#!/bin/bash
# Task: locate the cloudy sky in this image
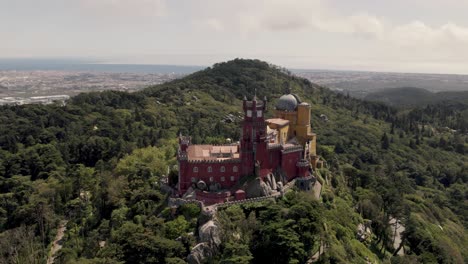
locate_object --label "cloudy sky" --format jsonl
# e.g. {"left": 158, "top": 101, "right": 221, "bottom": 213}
{"left": 2, "top": 0, "right": 468, "bottom": 74}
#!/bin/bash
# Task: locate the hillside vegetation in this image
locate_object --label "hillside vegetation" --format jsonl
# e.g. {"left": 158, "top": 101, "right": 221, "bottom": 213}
{"left": 0, "top": 59, "right": 466, "bottom": 264}
{"left": 364, "top": 87, "right": 468, "bottom": 107}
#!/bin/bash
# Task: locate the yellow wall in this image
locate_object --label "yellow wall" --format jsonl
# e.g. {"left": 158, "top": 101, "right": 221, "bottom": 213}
{"left": 297, "top": 103, "right": 310, "bottom": 126}
{"left": 275, "top": 111, "right": 297, "bottom": 125}
{"left": 275, "top": 102, "right": 317, "bottom": 166}
{"left": 278, "top": 125, "right": 289, "bottom": 144}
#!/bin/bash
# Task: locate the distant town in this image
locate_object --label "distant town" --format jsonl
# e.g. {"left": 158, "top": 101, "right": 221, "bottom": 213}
{"left": 295, "top": 70, "right": 468, "bottom": 98}
{"left": 2, "top": 64, "right": 468, "bottom": 105}
{"left": 0, "top": 70, "right": 183, "bottom": 105}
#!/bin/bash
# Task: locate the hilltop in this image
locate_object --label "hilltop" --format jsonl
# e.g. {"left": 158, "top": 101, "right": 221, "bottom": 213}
{"left": 0, "top": 59, "right": 466, "bottom": 264}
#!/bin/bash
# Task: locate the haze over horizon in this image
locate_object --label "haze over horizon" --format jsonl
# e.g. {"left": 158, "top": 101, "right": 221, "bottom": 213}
{"left": 2, "top": 0, "right": 468, "bottom": 74}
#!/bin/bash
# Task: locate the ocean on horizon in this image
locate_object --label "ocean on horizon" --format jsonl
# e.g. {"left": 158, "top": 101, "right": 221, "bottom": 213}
{"left": 0, "top": 58, "right": 205, "bottom": 74}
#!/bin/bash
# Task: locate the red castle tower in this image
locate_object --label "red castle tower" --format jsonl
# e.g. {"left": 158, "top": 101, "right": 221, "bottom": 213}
{"left": 240, "top": 95, "right": 267, "bottom": 176}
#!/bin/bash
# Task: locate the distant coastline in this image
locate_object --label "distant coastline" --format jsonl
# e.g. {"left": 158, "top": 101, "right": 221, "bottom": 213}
{"left": 0, "top": 58, "right": 205, "bottom": 74}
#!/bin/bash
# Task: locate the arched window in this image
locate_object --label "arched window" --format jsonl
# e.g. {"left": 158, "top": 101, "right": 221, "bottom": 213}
{"left": 209, "top": 177, "right": 214, "bottom": 182}
{"left": 221, "top": 176, "right": 225, "bottom": 182}
{"left": 220, "top": 166, "right": 225, "bottom": 172}
{"left": 233, "top": 166, "right": 238, "bottom": 172}
{"left": 208, "top": 166, "right": 212, "bottom": 173}
{"left": 193, "top": 167, "right": 198, "bottom": 173}
{"left": 230, "top": 176, "right": 235, "bottom": 181}
{"left": 191, "top": 177, "right": 196, "bottom": 182}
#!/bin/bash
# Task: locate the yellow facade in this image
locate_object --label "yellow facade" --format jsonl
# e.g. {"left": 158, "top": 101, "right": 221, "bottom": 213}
{"left": 266, "top": 119, "right": 290, "bottom": 144}
{"left": 274, "top": 102, "right": 318, "bottom": 167}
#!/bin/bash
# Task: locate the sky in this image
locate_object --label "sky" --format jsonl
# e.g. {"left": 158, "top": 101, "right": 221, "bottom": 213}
{"left": 2, "top": 0, "right": 468, "bottom": 74}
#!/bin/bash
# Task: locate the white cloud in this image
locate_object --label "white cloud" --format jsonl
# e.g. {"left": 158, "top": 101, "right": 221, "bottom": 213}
{"left": 348, "top": 14, "right": 385, "bottom": 39}
{"left": 389, "top": 21, "right": 468, "bottom": 49}
{"left": 194, "top": 0, "right": 386, "bottom": 39}
{"left": 193, "top": 1, "right": 468, "bottom": 53}
{"left": 4, "top": 0, "right": 468, "bottom": 73}
{"left": 79, "top": 0, "right": 167, "bottom": 18}
{"left": 309, "top": 13, "right": 385, "bottom": 39}
{"left": 201, "top": 18, "right": 225, "bottom": 32}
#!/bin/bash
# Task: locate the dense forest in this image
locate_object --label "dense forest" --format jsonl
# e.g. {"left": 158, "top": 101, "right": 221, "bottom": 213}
{"left": 364, "top": 87, "right": 468, "bottom": 109}
{"left": 0, "top": 59, "right": 466, "bottom": 263}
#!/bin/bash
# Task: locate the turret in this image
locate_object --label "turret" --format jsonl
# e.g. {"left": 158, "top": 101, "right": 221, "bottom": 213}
{"left": 296, "top": 159, "right": 310, "bottom": 178}
{"left": 179, "top": 134, "right": 190, "bottom": 152}
{"left": 240, "top": 95, "right": 267, "bottom": 176}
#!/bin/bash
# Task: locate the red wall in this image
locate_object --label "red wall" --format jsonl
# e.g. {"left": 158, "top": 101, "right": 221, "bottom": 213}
{"left": 179, "top": 161, "right": 242, "bottom": 193}
{"left": 196, "top": 190, "right": 231, "bottom": 205}
{"left": 281, "top": 151, "right": 302, "bottom": 181}
{"left": 267, "top": 148, "right": 281, "bottom": 170}
{"left": 235, "top": 190, "right": 246, "bottom": 200}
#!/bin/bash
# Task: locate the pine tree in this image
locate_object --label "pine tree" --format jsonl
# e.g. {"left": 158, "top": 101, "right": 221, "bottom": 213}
{"left": 409, "top": 139, "right": 417, "bottom": 149}
{"left": 381, "top": 132, "right": 390, "bottom": 150}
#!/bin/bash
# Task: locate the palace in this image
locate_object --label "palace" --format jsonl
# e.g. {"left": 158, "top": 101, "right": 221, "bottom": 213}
{"left": 177, "top": 92, "right": 320, "bottom": 204}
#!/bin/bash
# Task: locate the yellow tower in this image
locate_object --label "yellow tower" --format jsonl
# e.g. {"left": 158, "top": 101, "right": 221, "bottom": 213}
{"left": 274, "top": 93, "right": 318, "bottom": 167}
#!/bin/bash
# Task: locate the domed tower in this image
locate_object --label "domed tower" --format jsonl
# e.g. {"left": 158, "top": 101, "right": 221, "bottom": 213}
{"left": 275, "top": 92, "right": 318, "bottom": 167}
{"left": 276, "top": 94, "right": 299, "bottom": 112}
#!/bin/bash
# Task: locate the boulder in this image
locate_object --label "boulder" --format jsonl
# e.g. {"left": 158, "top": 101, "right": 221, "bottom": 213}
{"left": 245, "top": 177, "right": 273, "bottom": 198}
{"left": 199, "top": 220, "right": 221, "bottom": 246}
{"left": 187, "top": 242, "right": 213, "bottom": 264}
{"left": 188, "top": 218, "right": 221, "bottom": 264}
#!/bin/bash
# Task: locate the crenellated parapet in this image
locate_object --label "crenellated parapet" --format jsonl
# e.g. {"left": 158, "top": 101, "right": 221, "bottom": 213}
{"left": 187, "top": 158, "right": 242, "bottom": 164}
{"left": 282, "top": 145, "right": 303, "bottom": 154}
{"left": 267, "top": 143, "right": 282, "bottom": 150}
{"left": 296, "top": 159, "right": 309, "bottom": 167}
{"left": 178, "top": 152, "right": 188, "bottom": 160}
{"left": 241, "top": 121, "right": 267, "bottom": 126}
{"left": 179, "top": 135, "right": 191, "bottom": 146}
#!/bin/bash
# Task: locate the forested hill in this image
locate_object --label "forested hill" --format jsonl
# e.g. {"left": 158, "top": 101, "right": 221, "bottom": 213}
{"left": 364, "top": 87, "right": 468, "bottom": 107}
{"left": 0, "top": 59, "right": 466, "bottom": 264}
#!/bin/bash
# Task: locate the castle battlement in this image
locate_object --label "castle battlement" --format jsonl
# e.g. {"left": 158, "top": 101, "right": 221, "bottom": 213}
{"left": 296, "top": 159, "right": 309, "bottom": 167}
{"left": 187, "top": 158, "right": 242, "bottom": 164}
{"left": 267, "top": 143, "right": 282, "bottom": 150}
{"left": 282, "top": 145, "right": 303, "bottom": 154}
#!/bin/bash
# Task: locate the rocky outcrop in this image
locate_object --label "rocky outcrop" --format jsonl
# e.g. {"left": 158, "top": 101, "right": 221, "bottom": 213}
{"left": 187, "top": 214, "right": 222, "bottom": 264}
{"left": 245, "top": 177, "right": 274, "bottom": 198}
{"left": 356, "top": 221, "right": 372, "bottom": 242}
{"left": 198, "top": 220, "right": 221, "bottom": 246}
{"left": 187, "top": 242, "right": 215, "bottom": 264}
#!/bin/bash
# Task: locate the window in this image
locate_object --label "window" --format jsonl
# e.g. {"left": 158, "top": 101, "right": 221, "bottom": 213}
{"left": 221, "top": 176, "right": 225, "bottom": 182}
{"left": 257, "top": 110, "right": 262, "bottom": 117}
{"left": 230, "top": 176, "right": 235, "bottom": 181}
{"left": 209, "top": 177, "right": 214, "bottom": 182}
{"left": 220, "top": 166, "right": 225, "bottom": 172}
{"left": 193, "top": 167, "right": 198, "bottom": 173}
{"left": 247, "top": 110, "right": 252, "bottom": 117}
{"left": 191, "top": 177, "right": 196, "bottom": 183}
{"left": 208, "top": 166, "right": 212, "bottom": 173}
{"left": 233, "top": 166, "right": 238, "bottom": 172}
